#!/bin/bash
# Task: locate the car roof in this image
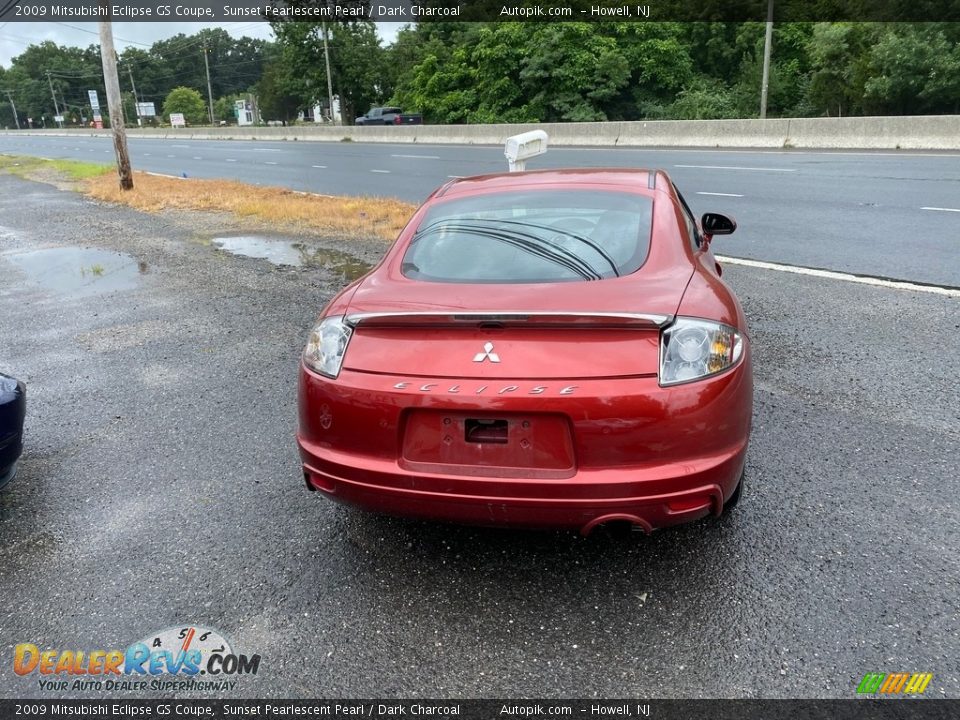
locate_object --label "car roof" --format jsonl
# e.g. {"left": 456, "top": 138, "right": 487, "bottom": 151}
{"left": 435, "top": 168, "right": 669, "bottom": 199}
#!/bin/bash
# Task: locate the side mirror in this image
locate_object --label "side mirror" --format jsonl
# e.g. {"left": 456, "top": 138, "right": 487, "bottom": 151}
{"left": 701, "top": 213, "right": 737, "bottom": 236}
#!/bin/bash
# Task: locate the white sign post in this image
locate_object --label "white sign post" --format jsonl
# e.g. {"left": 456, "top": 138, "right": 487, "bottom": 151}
{"left": 504, "top": 130, "right": 549, "bottom": 172}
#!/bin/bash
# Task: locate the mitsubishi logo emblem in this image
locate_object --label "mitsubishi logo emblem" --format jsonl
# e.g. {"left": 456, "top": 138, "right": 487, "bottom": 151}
{"left": 473, "top": 342, "right": 500, "bottom": 363}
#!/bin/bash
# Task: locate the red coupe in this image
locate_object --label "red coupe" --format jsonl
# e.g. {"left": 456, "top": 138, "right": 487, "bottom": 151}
{"left": 298, "top": 169, "right": 752, "bottom": 534}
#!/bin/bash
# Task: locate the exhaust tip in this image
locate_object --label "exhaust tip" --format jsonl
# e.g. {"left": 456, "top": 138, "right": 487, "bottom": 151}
{"left": 580, "top": 514, "right": 653, "bottom": 537}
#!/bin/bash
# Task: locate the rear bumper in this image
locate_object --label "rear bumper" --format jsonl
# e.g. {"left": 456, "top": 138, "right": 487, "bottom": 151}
{"left": 300, "top": 441, "right": 745, "bottom": 533}
{"left": 297, "top": 355, "right": 751, "bottom": 533}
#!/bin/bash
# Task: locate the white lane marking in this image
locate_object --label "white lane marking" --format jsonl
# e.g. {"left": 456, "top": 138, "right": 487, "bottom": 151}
{"left": 676, "top": 164, "right": 796, "bottom": 172}
{"left": 144, "top": 153, "right": 152, "bottom": 156}
{"left": 166, "top": 154, "right": 175, "bottom": 158}
{"left": 716, "top": 255, "right": 960, "bottom": 298}
{"left": 370, "top": 169, "right": 390, "bottom": 173}
{"left": 291, "top": 190, "right": 336, "bottom": 199}
{"left": 447, "top": 175, "right": 465, "bottom": 179}
{"left": 643, "top": 148, "right": 960, "bottom": 159}
{"left": 264, "top": 161, "right": 278, "bottom": 165}
{"left": 391, "top": 153, "right": 441, "bottom": 159}
{"left": 252, "top": 148, "right": 282, "bottom": 153}
{"left": 921, "top": 206, "right": 960, "bottom": 213}
{"left": 311, "top": 165, "right": 326, "bottom": 169}
{"left": 144, "top": 171, "right": 187, "bottom": 180}
{"left": 192, "top": 156, "right": 203, "bottom": 160}
{"left": 225, "top": 158, "right": 237, "bottom": 162}
{"left": 697, "top": 192, "right": 744, "bottom": 197}
{"left": 171, "top": 144, "right": 190, "bottom": 149}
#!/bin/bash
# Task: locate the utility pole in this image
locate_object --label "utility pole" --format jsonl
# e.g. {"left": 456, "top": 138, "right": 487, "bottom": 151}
{"left": 126, "top": 64, "right": 142, "bottom": 127}
{"left": 98, "top": 17, "right": 133, "bottom": 190}
{"left": 203, "top": 46, "right": 215, "bottom": 125}
{"left": 322, "top": 23, "right": 336, "bottom": 124}
{"left": 46, "top": 71, "right": 63, "bottom": 128}
{"left": 759, "top": 0, "right": 774, "bottom": 119}
{"left": 5, "top": 91, "right": 20, "bottom": 130}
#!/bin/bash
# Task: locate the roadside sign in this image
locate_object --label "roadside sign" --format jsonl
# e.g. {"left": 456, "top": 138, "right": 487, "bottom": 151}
{"left": 136, "top": 102, "right": 156, "bottom": 117}
{"left": 54, "top": 115, "right": 64, "bottom": 123}
{"left": 170, "top": 113, "right": 186, "bottom": 128}
{"left": 88, "top": 90, "right": 100, "bottom": 111}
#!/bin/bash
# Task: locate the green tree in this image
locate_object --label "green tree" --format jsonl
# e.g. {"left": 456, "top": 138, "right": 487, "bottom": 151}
{"left": 0, "top": 66, "right": 16, "bottom": 127}
{"left": 662, "top": 77, "right": 737, "bottom": 119}
{"left": 390, "top": 25, "right": 484, "bottom": 123}
{"left": 162, "top": 86, "right": 207, "bottom": 125}
{"left": 399, "top": 49, "right": 478, "bottom": 124}
{"left": 801, "top": 23, "right": 880, "bottom": 116}
{"left": 863, "top": 25, "right": 960, "bottom": 114}
{"left": 270, "top": 19, "right": 385, "bottom": 123}
{"left": 213, "top": 94, "right": 244, "bottom": 124}
{"left": 460, "top": 24, "right": 531, "bottom": 123}
{"left": 605, "top": 23, "right": 694, "bottom": 119}
{"left": 4, "top": 41, "right": 104, "bottom": 126}
{"left": 256, "top": 60, "right": 302, "bottom": 124}
{"left": 393, "top": 23, "right": 637, "bottom": 123}
{"left": 518, "top": 24, "right": 631, "bottom": 122}
{"left": 137, "top": 30, "right": 268, "bottom": 108}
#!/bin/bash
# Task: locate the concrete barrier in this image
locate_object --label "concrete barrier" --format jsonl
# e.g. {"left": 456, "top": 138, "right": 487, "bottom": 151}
{"left": 4, "top": 115, "right": 959, "bottom": 150}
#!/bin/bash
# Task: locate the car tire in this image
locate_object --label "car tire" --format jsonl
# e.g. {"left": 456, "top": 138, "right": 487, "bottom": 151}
{"left": 722, "top": 469, "right": 745, "bottom": 514}
{"left": 0, "top": 461, "right": 16, "bottom": 491}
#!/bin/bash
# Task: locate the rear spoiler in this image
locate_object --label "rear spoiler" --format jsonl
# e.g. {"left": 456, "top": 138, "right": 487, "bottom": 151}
{"left": 344, "top": 311, "right": 672, "bottom": 328}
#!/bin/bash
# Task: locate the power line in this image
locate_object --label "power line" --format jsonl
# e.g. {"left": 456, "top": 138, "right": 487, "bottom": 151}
{"left": 53, "top": 22, "right": 151, "bottom": 48}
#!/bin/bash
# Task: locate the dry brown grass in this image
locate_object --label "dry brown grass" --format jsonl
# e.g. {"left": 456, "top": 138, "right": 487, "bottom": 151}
{"left": 84, "top": 171, "right": 417, "bottom": 241}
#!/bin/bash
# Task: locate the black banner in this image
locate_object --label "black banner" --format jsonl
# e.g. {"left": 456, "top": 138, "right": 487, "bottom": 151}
{"left": 1, "top": 0, "right": 959, "bottom": 22}
{"left": 0, "top": 700, "right": 956, "bottom": 720}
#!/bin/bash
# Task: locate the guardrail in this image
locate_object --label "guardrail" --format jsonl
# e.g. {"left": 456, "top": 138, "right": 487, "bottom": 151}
{"left": 4, "top": 115, "right": 959, "bottom": 150}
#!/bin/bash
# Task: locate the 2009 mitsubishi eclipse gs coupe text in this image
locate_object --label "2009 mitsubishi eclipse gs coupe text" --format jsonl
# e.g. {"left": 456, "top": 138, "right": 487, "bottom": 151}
{"left": 297, "top": 168, "right": 752, "bottom": 535}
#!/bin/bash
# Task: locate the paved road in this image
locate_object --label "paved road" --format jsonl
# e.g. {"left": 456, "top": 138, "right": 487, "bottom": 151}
{"left": 1, "top": 133, "right": 959, "bottom": 286}
{"left": 0, "top": 173, "right": 957, "bottom": 699}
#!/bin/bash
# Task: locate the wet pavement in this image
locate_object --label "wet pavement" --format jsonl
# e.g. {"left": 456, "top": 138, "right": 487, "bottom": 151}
{"left": 0, "top": 173, "right": 957, "bottom": 700}
{"left": 3, "top": 246, "right": 144, "bottom": 298}
{"left": 211, "top": 235, "right": 371, "bottom": 279}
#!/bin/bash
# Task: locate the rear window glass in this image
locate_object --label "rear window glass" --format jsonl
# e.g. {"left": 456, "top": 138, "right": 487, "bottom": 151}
{"left": 402, "top": 189, "right": 653, "bottom": 283}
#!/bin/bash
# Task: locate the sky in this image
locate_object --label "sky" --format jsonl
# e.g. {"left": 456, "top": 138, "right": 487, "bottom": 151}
{"left": 0, "top": 21, "right": 404, "bottom": 68}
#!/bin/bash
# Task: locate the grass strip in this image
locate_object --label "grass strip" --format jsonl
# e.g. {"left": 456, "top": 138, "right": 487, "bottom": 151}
{"left": 1, "top": 154, "right": 417, "bottom": 241}
{"left": 0, "top": 154, "right": 113, "bottom": 180}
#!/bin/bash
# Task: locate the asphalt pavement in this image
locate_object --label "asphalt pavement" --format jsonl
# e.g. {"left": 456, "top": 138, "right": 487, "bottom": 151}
{"left": 0, "top": 172, "right": 957, "bottom": 699}
{"left": 1, "top": 133, "right": 959, "bottom": 286}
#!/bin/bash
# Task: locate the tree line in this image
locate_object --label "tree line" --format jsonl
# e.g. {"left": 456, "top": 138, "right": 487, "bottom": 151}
{"left": 0, "top": 28, "right": 270, "bottom": 128}
{"left": 2, "top": 22, "right": 958, "bottom": 129}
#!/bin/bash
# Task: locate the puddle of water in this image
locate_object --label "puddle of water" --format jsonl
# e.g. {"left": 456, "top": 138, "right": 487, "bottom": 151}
{"left": 211, "top": 236, "right": 371, "bottom": 280}
{"left": 4, "top": 246, "right": 143, "bottom": 298}
{"left": 212, "top": 236, "right": 305, "bottom": 267}
{"left": 308, "top": 246, "right": 373, "bottom": 281}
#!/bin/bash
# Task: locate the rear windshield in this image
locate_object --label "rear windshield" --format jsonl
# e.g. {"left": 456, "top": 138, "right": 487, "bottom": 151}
{"left": 402, "top": 189, "right": 653, "bottom": 283}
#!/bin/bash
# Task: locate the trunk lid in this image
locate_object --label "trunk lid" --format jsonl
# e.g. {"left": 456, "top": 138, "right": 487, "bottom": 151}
{"left": 342, "top": 269, "right": 690, "bottom": 380}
